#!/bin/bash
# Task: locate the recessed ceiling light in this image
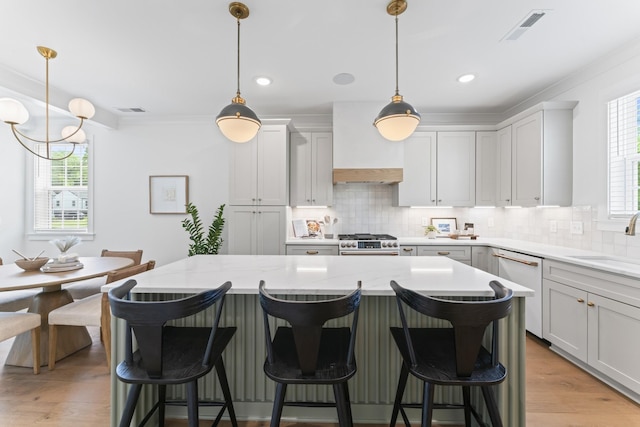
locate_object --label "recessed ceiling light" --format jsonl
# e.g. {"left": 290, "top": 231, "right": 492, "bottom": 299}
{"left": 255, "top": 76, "right": 272, "bottom": 86}
{"left": 333, "top": 73, "right": 355, "bottom": 85}
{"left": 457, "top": 74, "right": 476, "bottom": 83}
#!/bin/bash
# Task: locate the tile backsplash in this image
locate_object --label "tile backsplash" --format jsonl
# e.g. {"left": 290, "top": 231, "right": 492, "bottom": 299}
{"left": 291, "top": 184, "right": 640, "bottom": 258}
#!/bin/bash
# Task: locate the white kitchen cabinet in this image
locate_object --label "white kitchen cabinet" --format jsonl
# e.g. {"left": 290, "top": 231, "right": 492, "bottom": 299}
{"left": 436, "top": 132, "right": 476, "bottom": 207}
{"left": 495, "top": 126, "right": 512, "bottom": 207}
{"left": 475, "top": 131, "right": 497, "bottom": 206}
{"left": 510, "top": 109, "right": 573, "bottom": 206}
{"left": 471, "top": 246, "right": 498, "bottom": 275}
{"left": 227, "top": 206, "right": 286, "bottom": 255}
{"left": 399, "top": 245, "right": 417, "bottom": 256}
{"left": 393, "top": 131, "right": 474, "bottom": 207}
{"left": 229, "top": 124, "right": 289, "bottom": 206}
{"left": 286, "top": 244, "right": 338, "bottom": 256}
{"left": 543, "top": 260, "right": 640, "bottom": 398}
{"left": 416, "top": 245, "right": 471, "bottom": 265}
{"left": 290, "top": 132, "right": 333, "bottom": 207}
{"left": 393, "top": 131, "right": 437, "bottom": 206}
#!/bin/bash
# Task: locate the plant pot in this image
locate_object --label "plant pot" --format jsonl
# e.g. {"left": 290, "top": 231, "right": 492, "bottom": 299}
{"left": 427, "top": 231, "right": 437, "bottom": 239}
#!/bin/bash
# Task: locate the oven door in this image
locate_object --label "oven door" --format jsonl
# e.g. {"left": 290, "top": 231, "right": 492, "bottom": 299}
{"left": 340, "top": 250, "right": 399, "bottom": 256}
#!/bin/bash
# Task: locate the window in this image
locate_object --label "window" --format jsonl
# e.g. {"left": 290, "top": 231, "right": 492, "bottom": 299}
{"left": 32, "top": 143, "right": 89, "bottom": 233}
{"left": 608, "top": 89, "right": 640, "bottom": 217}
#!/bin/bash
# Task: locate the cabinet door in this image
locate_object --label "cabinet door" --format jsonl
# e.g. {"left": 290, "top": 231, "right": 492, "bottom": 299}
{"left": 436, "top": 132, "right": 476, "bottom": 206}
{"left": 229, "top": 135, "right": 259, "bottom": 205}
{"left": 400, "top": 246, "right": 417, "bottom": 256}
{"left": 311, "top": 132, "right": 333, "bottom": 206}
{"left": 286, "top": 245, "right": 339, "bottom": 256}
{"left": 256, "top": 206, "right": 286, "bottom": 255}
{"left": 417, "top": 246, "right": 471, "bottom": 264}
{"left": 394, "top": 131, "right": 437, "bottom": 206}
{"left": 512, "top": 112, "right": 543, "bottom": 206}
{"left": 496, "top": 126, "right": 512, "bottom": 207}
{"left": 227, "top": 206, "right": 258, "bottom": 255}
{"left": 257, "top": 127, "right": 289, "bottom": 205}
{"left": 471, "top": 246, "right": 497, "bottom": 274}
{"left": 587, "top": 293, "right": 640, "bottom": 394}
{"left": 543, "top": 279, "right": 588, "bottom": 361}
{"left": 290, "top": 132, "right": 312, "bottom": 206}
{"left": 475, "top": 131, "right": 497, "bottom": 206}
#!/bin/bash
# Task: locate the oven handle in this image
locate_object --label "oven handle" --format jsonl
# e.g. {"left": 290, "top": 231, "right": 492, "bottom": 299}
{"left": 340, "top": 251, "right": 399, "bottom": 256}
{"left": 492, "top": 253, "right": 539, "bottom": 267}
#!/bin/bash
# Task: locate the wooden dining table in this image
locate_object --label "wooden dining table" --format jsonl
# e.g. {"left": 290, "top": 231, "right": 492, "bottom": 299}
{"left": 0, "top": 256, "right": 134, "bottom": 368}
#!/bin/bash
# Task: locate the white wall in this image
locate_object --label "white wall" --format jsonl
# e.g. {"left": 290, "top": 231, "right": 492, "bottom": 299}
{"left": 0, "top": 118, "right": 230, "bottom": 266}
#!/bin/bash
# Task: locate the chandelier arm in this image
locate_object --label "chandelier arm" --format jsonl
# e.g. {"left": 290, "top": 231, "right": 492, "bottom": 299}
{"left": 11, "top": 118, "right": 85, "bottom": 143}
{"left": 10, "top": 125, "right": 76, "bottom": 160}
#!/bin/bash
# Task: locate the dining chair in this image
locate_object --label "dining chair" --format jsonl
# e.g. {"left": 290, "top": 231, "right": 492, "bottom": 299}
{"left": 388, "top": 280, "right": 513, "bottom": 427}
{"left": 0, "top": 312, "right": 42, "bottom": 374}
{"left": 259, "top": 280, "right": 361, "bottom": 427}
{"left": 48, "top": 260, "right": 156, "bottom": 370}
{"left": 109, "top": 279, "right": 238, "bottom": 427}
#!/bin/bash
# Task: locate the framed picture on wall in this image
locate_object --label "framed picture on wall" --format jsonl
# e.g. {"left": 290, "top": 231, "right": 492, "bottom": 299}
{"left": 431, "top": 217, "right": 457, "bottom": 234}
{"left": 149, "top": 175, "right": 189, "bottom": 214}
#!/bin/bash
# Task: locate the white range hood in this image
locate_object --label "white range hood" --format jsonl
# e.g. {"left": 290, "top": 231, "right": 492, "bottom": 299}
{"left": 332, "top": 102, "right": 404, "bottom": 184}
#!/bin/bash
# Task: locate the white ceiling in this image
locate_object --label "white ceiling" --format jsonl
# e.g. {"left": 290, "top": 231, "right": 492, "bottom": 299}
{"left": 1, "top": 0, "right": 640, "bottom": 125}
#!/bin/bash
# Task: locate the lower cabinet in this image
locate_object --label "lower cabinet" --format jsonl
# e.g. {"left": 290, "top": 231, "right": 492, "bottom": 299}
{"left": 227, "top": 206, "right": 286, "bottom": 255}
{"left": 543, "top": 260, "right": 640, "bottom": 398}
{"left": 471, "top": 246, "right": 498, "bottom": 274}
{"left": 416, "top": 246, "right": 471, "bottom": 265}
{"left": 286, "top": 245, "right": 338, "bottom": 256}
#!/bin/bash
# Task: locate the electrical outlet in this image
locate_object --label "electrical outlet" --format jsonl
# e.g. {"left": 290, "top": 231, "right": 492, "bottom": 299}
{"left": 488, "top": 217, "right": 494, "bottom": 227}
{"left": 421, "top": 217, "right": 429, "bottom": 226}
{"left": 549, "top": 220, "right": 557, "bottom": 233}
{"left": 570, "top": 221, "right": 583, "bottom": 235}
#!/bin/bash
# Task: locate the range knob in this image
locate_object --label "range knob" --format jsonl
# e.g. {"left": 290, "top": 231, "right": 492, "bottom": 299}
{"left": 392, "top": 242, "right": 398, "bottom": 247}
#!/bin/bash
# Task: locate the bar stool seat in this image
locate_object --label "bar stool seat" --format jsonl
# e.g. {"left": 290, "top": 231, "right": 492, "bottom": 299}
{"left": 389, "top": 280, "right": 513, "bottom": 427}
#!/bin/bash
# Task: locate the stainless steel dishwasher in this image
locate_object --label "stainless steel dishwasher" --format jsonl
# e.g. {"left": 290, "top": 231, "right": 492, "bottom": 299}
{"left": 494, "top": 248, "right": 543, "bottom": 338}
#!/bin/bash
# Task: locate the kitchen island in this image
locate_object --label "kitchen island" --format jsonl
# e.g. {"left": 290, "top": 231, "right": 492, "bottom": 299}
{"left": 104, "top": 255, "right": 532, "bottom": 427}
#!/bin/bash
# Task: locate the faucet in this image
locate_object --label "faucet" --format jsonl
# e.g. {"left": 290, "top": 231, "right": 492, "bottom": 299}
{"left": 626, "top": 212, "right": 640, "bottom": 235}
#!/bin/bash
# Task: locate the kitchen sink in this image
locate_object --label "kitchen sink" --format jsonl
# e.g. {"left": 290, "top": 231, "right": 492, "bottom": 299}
{"left": 566, "top": 255, "right": 640, "bottom": 269}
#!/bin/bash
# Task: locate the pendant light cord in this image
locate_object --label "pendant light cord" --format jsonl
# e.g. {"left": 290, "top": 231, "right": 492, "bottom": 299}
{"left": 236, "top": 16, "right": 241, "bottom": 98}
{"left": 394, "top": 13, "right": 399, "bottom": 97}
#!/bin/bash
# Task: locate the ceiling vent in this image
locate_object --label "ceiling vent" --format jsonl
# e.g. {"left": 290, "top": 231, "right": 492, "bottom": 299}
{"left": 116, "top": 107, "right": 146, "bottom": 113}
{"left": 502, "top": 10, "right": 547, "bottom": 41}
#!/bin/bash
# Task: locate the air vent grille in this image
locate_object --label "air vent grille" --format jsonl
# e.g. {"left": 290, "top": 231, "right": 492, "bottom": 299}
{"left": 502, "top": 10, "right": 548, "bottom": 41}
{"left": 116, "top": 107, "right": 146, "bottom": 113}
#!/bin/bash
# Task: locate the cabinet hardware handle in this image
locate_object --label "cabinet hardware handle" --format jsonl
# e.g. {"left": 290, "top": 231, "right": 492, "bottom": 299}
{"left": 306, "top": 250, "right": 319, "bottom": 255}
{"left": 534, "top": 197, "right": 540, "bottom": 201}
{"left": 438, "top": 199, "right": 442, "bottom": 202}
{"left": 492, "top": 253, "right": 539, "bottom": 267}
{"left": 312, "top": 199, "right": 316, "bottom": 202}
{"left": 252, "top": 211, "right": 256, "bottom": 214}
{"left": 437, "top": 251, "right": 450, "bottom": 255}
{"left": 258, "top": 198, "right": 262, "bottom": 201}
{"left": 306, "top": 199, "right": 311, "bottom": 202}
{"left": 258, "top": 211, "right": 262, "bottom": 214}
{"left": 431, "top": 200, "right": 436, "bottom": 202}
{"left": 403, "top": 248, "right": 414, "bottom": 252}
{"left": 587, "top": 302, "right": 595, "bottom": 307}
{"left": 252, "top": 198, "right": 256, "bottom": 202}
{"left": 577, "top": 298, "right": 585, "bottom": 303}
{"left": 506, "top": 199, "right": 510, "bottom": 202}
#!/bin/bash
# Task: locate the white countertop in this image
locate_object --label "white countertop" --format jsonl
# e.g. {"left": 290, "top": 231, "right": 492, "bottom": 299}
{"left": 102, "top": 254, "right": 532, "bottom": 297}
{"left": 287, "top": 236, "right": 640, "bottom": 279}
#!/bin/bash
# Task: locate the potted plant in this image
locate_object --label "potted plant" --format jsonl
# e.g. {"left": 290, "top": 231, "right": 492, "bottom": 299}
{"left": 181, "top": 203, "right": 225, "bottom": 256}
{"left": 424, "top": 225, "right": 439, "bottom": 239}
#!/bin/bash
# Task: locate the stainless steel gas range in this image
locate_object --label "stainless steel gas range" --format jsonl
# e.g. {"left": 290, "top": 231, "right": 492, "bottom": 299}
{"left": 338, "top": 233, "right": 399, "bottom": 256}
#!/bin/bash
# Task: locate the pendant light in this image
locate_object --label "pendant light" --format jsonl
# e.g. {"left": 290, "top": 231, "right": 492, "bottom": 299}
{"left": 374, "top": 0, "right": 420, "bottom": 142}
{"left": 0, "top": 46, "right": 95, "bottom": 160}
{"left": 216, "top": 2, "right": 261, "bottom": 143}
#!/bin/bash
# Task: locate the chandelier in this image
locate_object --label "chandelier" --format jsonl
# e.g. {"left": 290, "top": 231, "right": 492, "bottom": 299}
{"left": 374, "top": 0, "right": 421, "bottom": 141}
{"left": 216, "top": 2, "right": 262, "bottom": 143}
{"left": 0, "top": 46, "right": 95, "bottom": 160}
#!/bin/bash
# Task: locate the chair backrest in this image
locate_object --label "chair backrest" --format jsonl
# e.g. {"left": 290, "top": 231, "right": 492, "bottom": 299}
{"left": 101, "top": 249, "right": 143, "bottom": 266}
{"left": 108, "top": 279, "right": 231, "bottom": 378}
{"left": 105, "top": 260, "right": 156, "bottom": 284}
{"left": 259, "top": 280, "right": 361, "bottom": 376}
{"left": 391, "top": 280, "right": 513, "bottom": 377}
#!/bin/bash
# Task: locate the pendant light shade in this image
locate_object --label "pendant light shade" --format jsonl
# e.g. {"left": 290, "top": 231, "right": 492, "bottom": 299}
{"left": 216, "top": 2, "right": 261, "bottom": 143}
{"left": 374, "top": 0, "right": 420, "bottom": 142}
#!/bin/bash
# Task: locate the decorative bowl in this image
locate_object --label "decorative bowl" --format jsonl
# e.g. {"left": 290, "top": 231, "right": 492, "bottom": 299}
{"left": 15, "top": 257, "right": 50, "bottom": 271}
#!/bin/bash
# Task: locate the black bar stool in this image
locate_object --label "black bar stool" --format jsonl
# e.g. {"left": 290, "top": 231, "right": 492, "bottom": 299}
{"left": 389, "top": 280, "right": 513, "bottom": 427}
{"left": 258, "top": 280, "right": 361, "bottom": 427}
{"left": 108, "top": 279, "right": 238, "bottom": 427}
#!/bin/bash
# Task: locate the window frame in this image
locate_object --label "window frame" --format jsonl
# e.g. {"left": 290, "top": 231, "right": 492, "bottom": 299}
{"left": 25, "top": 140, "right": 95, "bottom": 241}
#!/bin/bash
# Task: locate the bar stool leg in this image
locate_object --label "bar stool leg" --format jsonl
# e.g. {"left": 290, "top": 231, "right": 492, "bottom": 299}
{"left": 186, "top": 381, "right": 199, "bottom": 427}
{"left": 270, "top": 383, "right": 287, "bottom": 427}
{"left": 216, "top": 358, "right": 239, "bottom": 427}
{"left": 119, "top": 384, "right": 143, "bottom": 427}
{"left": 462, "top": 386, "right": 472, "bottom": 427}
{"left": 158, "top": 384, "right": 167, "bottom": 427}
{"left": 421, "top": 382, "right": 435, "bottom": 427}
{"left": 481, "top": 386, "right": 503, "bottom": 427}
{"left": 390, "top": 362, "right": 410, "bottom": 427}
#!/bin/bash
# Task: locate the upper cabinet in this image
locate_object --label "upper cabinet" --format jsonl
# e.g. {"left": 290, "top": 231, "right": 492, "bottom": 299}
{"left": 229, "top": 124, "right": 289, "bottom": 206}
{"left": 510, "top": 108, "right": 573, "bottom": 206}
{"left": 496, "top": 126, "right": 512, "bottom": 207}
{"left": 290, "top": 132, "right": 333, "bottom": 207}
{"left": 475, "top": 131, "right": 497, "bottom": 207}
{"left": 394, "top": 131, "right": 475, "bottom": 207}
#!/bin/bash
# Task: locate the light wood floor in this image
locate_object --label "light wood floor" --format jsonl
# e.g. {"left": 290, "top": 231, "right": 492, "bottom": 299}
{"left": 1, "top": 328, "right": 639, "bottom": 426}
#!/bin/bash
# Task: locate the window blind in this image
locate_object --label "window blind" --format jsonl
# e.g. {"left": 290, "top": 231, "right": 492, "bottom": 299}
{"left": 608, "top": 89, "right": 640, "bottom": 217}
{"left": 33, "top": 143, "right": 89, "bottom": 232}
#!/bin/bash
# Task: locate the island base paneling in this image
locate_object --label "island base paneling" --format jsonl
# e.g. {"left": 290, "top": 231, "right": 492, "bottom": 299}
{"left": 110, "top": 294, "right": 526, "bottom": 426}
